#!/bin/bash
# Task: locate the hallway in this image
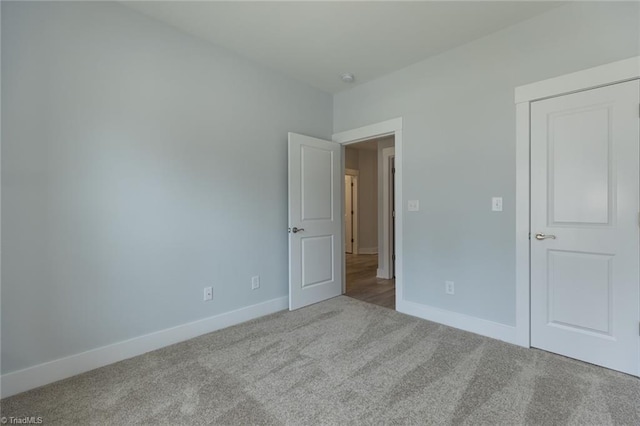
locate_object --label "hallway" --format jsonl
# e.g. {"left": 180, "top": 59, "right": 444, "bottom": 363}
{"left": 345, "top": 254, "right": 395, "bottom": 309}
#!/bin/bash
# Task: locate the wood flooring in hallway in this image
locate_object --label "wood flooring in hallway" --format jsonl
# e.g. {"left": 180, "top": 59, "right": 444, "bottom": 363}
{"left": 345, "top": 253, "right": 395, "bottom": 309}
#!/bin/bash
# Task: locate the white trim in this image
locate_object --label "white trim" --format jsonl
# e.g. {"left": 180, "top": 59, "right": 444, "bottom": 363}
{"left": 333, "top": 118, "right": 403, "bottom": 306}
{"left": 358, "top": 247, "right": 378, "bottom": 255}
{"left": 397, "top": 300, "right": 517, "bottom": 344}
{"left": 515, "top": 56, "right": 640, "bottom": 103}
{"left": 514, "top": 101, "right": 530, "bottom": 348}
{"left": 344, "top": 173, "right": 359, "bottom": 255}
{"left": 379, "top": 147, "right": 395, "bottom": 279}
{"left": 333, "top": 118, "right": 402, "bottom": 144}
{"left": 514, "top": 57, "right": 640, "bottom": 352}
{"left": 1, "top": 296, "right": 288, "bottom": 398}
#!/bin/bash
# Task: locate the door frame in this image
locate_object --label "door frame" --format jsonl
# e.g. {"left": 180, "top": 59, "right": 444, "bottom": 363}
{"left": 379, "top": 147, "right": 395, "bottom": 279}
{"left": 514, "top": 56, "right": 640, "bottom": 349}
{"left": 345, "top": 170, "right": 359, "bottom": 254}
{"left": 333, "top": 118, "right": 403, "bottom": 303}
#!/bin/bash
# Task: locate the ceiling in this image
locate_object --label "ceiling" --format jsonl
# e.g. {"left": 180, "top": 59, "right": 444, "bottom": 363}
{"left": 123, "top": 1, "right": 565, "bottom": 93}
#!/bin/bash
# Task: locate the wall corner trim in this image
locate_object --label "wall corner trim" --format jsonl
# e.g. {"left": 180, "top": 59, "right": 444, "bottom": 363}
{"left": 1, "top": 296, "right": 288, "bottom": 399}
{"left": 397, "top": 300, "right": 518, "bottom": 345}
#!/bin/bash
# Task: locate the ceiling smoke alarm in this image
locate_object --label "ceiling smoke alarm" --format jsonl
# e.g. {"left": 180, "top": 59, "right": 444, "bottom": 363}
{"left": 341, "top": 73, "right": 355, "bottom": 83}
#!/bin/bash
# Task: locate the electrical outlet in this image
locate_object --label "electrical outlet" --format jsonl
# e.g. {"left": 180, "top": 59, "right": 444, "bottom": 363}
{"left": 203, "top": 286, "right": 213, "bottom": 301}
{"left": 251, "top": 275, "right": 260, "bottom": 290}
{"left": 445, "top": 281, "right": 455, "bottom": 295}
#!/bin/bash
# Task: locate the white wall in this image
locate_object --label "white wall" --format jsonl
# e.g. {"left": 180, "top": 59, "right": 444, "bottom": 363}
{"left": 334, "top": 1, "right": 640, "bottom": 326}
{"left": 1, "top": 1, "right": 332, "bottom": 374}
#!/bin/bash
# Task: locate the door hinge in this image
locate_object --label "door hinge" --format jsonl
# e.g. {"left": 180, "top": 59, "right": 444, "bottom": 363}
{"left": 351, "top": 182, "right": 354, "bottom": 187}
{"left": 392, "top": 254, "right": 396, "bottom": 261}
{"left": 351, "top": 239, "right": 354, "bottom": 243}
{"left": 351, "top": 210, "right": 354, "bottom": 215}
{"left": 528, "top": 232, "right": 531, "bottom": 240}
{"left": 392, "top": 167, "right": 396, "bottom": 174}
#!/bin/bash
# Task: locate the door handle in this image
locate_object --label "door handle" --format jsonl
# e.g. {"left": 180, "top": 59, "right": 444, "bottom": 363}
{"left": 291, "top": 227, "right": 305, "bottom": 234}
{"left": 535, "top": 233, "right": 556, "bottom": 240}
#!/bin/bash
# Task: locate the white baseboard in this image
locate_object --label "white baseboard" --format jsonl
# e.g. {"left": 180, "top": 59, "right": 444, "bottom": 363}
{"left": 396, "top": 299, "right": 517, "bottom": 345}
{"left": 376, "top": 268, "right": 391, "bottom": 279}
{"left": 358, "top": 247, "right": 378, "bottom": 255}
{"left": 1, "top": 296, "right": 288, "bottom": 398}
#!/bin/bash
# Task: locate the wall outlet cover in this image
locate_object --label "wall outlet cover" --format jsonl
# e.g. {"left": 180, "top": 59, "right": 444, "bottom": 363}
{"left": 445, "top": 281, "right": 455, "bottom": 295}
{"left": 251, "top": 276, "right": 260, "bottom": 290}
{"left": 204, "top": 286, "right": 213, "bottom": 301}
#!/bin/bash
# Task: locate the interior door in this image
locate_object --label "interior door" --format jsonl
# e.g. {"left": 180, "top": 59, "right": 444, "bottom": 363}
{"left": 288, "top": 132, "right": 342, "bottom": 310}
{"left": 345, "top": 176, "right": 353, "bottom": 254}
{"left": 530, "top": 80, "right": 640, "bottom": 376}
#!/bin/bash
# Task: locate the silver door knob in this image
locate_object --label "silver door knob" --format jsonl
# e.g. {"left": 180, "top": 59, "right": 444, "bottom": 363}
{"left": 291, "top": 227, "right": 304, "bottom": 233}
{"left": 535, "top": 233, "right": 556, "bottom": 240}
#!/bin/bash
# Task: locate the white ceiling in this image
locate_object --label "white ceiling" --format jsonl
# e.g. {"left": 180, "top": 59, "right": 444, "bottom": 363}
{"left": 124, "top": 1, "right": 565, "bottom": 93}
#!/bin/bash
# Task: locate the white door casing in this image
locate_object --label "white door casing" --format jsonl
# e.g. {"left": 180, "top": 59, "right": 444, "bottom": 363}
{"left": 530, "top": 80, "right": 640, "bottom": 375}
{"left": 288, "top": 133, "right": 343, "bottom": 310}
{"left": 379, "top": 147, "right": 395, "bottom": 279}
{"left": 345, "top": 169, "right": 359, "bottom": 255}
{"left": 345, "top": 176, "right": 353, "bottom": 253}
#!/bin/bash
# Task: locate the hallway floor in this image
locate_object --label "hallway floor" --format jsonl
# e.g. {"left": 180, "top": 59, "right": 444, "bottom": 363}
{"left": 345, "top": 253, "right": 395, "bottom": 309}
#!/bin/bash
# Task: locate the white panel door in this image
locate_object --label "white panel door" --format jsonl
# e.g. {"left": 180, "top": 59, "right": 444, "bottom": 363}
{"left": 531, "top": 80, "right": 640, "bottom": 376}
{"left": 345, "top": 176, "right": 353, "bottom": 254}
{"left": 288, "top": 133, "right": 342, "bottom": 310}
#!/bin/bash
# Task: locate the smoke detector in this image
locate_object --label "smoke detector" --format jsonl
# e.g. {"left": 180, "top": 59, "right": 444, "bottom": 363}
{"left": 341, "top": 73, "right": 355, "bottom": 83}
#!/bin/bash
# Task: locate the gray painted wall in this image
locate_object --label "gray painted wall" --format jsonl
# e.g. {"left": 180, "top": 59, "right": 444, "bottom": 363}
{"left": 334, "top": 1, "right": 640, "bottom": 326}
{"left": 1, "top": 1, "right": 332, "bottom": 374}
{"left": 377, "top": 138, "right": 395, "bottom": 270}
{"left": 345, "top": 147, "right": 359, "bottom": 171}
{"left": 357, "top": 150, "right": 378, "bottom": 252}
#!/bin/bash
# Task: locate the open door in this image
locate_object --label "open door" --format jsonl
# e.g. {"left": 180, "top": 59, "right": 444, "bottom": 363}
{"left": 288, "top": 132, "right": 342, "bottom": 310}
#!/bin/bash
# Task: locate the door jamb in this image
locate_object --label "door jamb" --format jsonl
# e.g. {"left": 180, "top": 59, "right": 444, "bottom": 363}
{"left": 345, "top": 170, "right": 359, "bottom": 255}
{"left": 514, "top": 56, "right": 640, "bottom": 348}
{"left": 333, "top": 118, "right": 403, "bottom": 305}
{"left": 379, "top": 147, "right": 396, "bottom": 279}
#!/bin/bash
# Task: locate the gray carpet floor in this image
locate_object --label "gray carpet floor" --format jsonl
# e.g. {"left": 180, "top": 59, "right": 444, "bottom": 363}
{"left": 2, "top": 296, "right": 639, "bottom": 425}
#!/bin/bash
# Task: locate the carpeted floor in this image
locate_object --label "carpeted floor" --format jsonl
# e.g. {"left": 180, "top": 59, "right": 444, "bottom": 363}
{"left": 2, "top": 296, "right": 639, "bottom": 425}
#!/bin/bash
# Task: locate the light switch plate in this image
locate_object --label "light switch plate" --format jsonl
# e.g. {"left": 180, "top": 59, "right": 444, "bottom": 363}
{"left": 408, "top": 200, "right": 419, "bottom": 211}
{"left": 491, "top": 197, "right": 503, "bottom": 212}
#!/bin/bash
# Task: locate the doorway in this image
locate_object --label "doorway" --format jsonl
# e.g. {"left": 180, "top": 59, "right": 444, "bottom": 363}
{"left": 342, "top": 136, "right": 396, "bottom": 309}
{"left": 515, "top": 57, "right": 640, "bottom": 376}
{"left": 529, "top": 80, "right": 639, "bottom": 375}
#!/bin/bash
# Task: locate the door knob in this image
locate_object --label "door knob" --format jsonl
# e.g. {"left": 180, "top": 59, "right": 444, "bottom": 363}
{"left": 535, "top": 233, "right": 556, "bottom": 240}
{"left": 291, "top": 227, "right": 304, "bottom": 233}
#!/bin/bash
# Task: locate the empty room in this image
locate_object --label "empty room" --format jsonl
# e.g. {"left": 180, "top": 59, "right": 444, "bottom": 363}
{"left": 2, "top": 1, "right": 639, "bottom": 424}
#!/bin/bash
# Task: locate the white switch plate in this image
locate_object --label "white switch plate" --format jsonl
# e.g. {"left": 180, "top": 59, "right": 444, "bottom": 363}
{"left": 445, "top": 281, "right": 455, "bottom": 295}
{"left": 408, "top": 200, "right": 419, "bottom": 211}
{"left": 203, "top": 286, "right": 213, "bottom": 301}
{"left": 251, "top": 275, "right": 260, "bottom": 290}
{"left": 491, "top": 197, "right": 503, "bottom": 212}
